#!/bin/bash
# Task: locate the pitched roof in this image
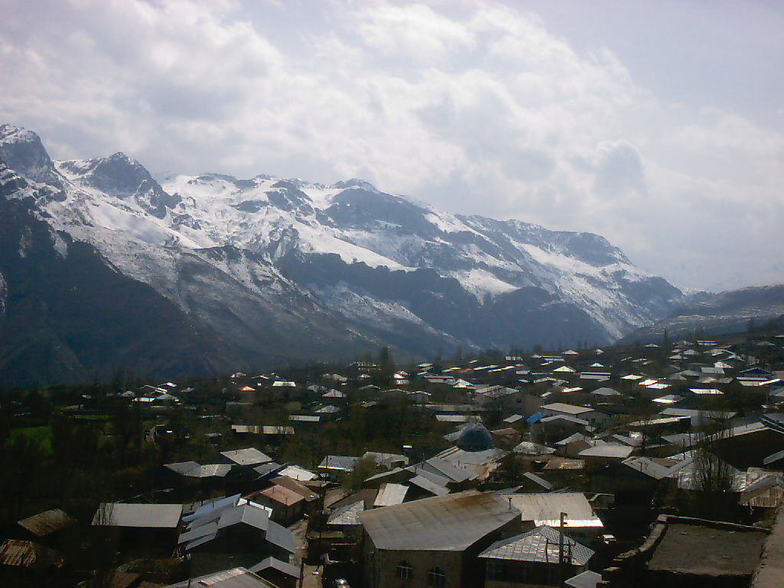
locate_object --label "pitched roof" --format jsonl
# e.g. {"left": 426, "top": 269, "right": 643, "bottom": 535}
{"left": 0, "top": 539, "right": 63, "bottom": 569}
{"left": 541, "top": 403, "right": 594, "bottom": 415}
{"left": 374, "top": 483, "right": 409, "bottom": 507}
{"left": 565, "top": 570, "right": 603, "bottom": 588}
{"left": 220, "top": 448, "right": 272, "bottom": 466}
{"left": 327, "top": 500, "right": 365, "bottom": 526}
{"left": 258, "top": 484, "right": 305, "bottom": 507}
{"left": 359, "top": 490, "right": 519, "bottom": 551}
{"left": 478, "top": 526, "right": 594, "bottom": 566}
{"left": 507, "top": 493, "right": 602, "bottom": 528}
{"left": 166, "top": 567, "right": 278, "bottom": 588}
{"left": 18, "top": 508, "right": 75, "bottom": 537}
{"left": 578, "top": 443, "right": 634, "bottom": 459}
{"left": 92, "top": 503, "right": 182, "bottom": 528}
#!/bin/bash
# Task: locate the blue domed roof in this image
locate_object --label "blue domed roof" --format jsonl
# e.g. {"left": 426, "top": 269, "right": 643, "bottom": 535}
{"left": 456, "top": 423, "right": 494, "bottom": 452}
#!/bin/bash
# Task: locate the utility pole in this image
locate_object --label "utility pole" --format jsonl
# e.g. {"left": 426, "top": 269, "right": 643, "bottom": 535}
{"left": 558, "top": 511, "right": 566, "bottom": 587}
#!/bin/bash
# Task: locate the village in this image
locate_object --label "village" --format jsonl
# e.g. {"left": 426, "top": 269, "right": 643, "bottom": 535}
{"left": 3, "top": 323, "right": 784, "bottom": 588}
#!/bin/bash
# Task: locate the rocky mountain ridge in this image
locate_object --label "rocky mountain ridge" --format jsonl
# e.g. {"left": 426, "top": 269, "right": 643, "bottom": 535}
{"left": 0, "top": 123, "right": 685, "bottom": 386}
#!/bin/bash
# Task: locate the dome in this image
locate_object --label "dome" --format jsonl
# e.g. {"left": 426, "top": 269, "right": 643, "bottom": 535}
{"left": 456, "top": 423, "right": 494, "bottom": 452}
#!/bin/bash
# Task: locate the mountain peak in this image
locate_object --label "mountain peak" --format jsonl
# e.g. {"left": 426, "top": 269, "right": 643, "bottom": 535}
{"left": 0, "top": 123, "right": 57, "bottom": 184}
{"left": 332, "top": 178, "right": 379, "bottom": 192}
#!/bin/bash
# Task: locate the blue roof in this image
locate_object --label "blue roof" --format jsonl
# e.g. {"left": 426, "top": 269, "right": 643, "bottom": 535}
{"left": 527, "top": 411, "right": 547, "bottom": 423}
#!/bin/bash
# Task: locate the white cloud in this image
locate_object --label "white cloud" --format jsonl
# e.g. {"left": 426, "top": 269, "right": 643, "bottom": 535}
{"left": 0, "top": 0, "right": 781, "bottom": 291}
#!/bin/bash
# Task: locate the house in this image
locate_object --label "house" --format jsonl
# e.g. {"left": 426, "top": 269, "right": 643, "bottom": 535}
{"left": 178, "top": 496, "right": 296, "bottom": 576}
{"left": 92, "top": 503, "right": 183, "bottom": 555}
{"left": 249, "top": 557, "right": 301, "bottom": 588}
{"left": 318, "top": 455, "right": 359, "bottom": 481}
{"left": 360, "top": 490, "right": 521, "bottom": 588}
{"left": 248, "top": 484, "right": 305, "bottom": 525}
{"left": 479, "top": 526, "right": 595, "bottom": 587}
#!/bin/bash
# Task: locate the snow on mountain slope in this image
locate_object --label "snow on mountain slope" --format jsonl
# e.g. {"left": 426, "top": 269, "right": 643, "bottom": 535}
{"left": 0, "top": 123, "right": 685, "bottom": 382}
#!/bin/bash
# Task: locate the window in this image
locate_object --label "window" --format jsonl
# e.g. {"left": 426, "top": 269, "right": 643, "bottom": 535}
{"left": 397, "top": 561, "right": 413, "bottom": 580}
{"left": 427, "top": 567, "right": 445, "bottom": 587}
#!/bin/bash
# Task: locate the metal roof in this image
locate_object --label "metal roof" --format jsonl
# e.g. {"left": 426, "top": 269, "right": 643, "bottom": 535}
{"left": 253, "top": 462, "right": 285, "bottom": 478}
{"left": 541, "top": 403, "right": 594, "bottom": 415}
{"left": 258, "top": 484, "right": 305, "bottom": 507}
{"left": 271, "top": 476, "right": 319, "bottom": 501}
{"left": 514, "top": 441, "right": 556, "bottom": 455}
{"left": 407, "top": 474, "right": 450, "bottom": 496}
{"left": 543, "top": 458, "right": 585, "bottom": 471}
{"left": 327, "top": 500, "right": 365, "bottom": 526}
{"left": 18, "top": 508, "right": 75, "bottom": 537}
{"left": 92, "top": 503, "right": 183, "bottom": 528}
{"left": 278, "top": 464, "right": 317, "bottom": 481}
{"left": 590, "top": 387, "right": 620, "bottom": 396}
{"left": 359, "top": 490, "right": 520, "bottom": 551}
{"left": 478, "top": 526, "right": 594, "bottom": 566}
{"left": 164, "top": 461, "right": 201, "bottom": 475}
{"left": 565, "top": 570, "right": 603, "bottom": 588}
{"left": 249, "top": 556, "right": 301, "bottom": 579}
{"left": 541, "top": 414, "right": 590, "bottom": 426}
{"left": 220, "top": 448, "right": 272, "bottom": 466}
{"left": 185, "top": 464, "right": 232, "bottom": 478}
{"left": 623, "top": 457, "right": 672, "bottom": 480}
{"left": 507, "top": 493, "right": 602, "bottom": 528}
{"left": 578, "top": 444, "right": 633, "bottom": 459}
{"left": 318, "top": 455, "right": 359, "bottom": 471}
{"left": 166, "top": 567, "right": 277, "bottom": 588}
{"left": 0, "top": 539, "right": 63, "bottom": 568}
{"left": 374, "top": 483, "right": 409, "bottom": 507}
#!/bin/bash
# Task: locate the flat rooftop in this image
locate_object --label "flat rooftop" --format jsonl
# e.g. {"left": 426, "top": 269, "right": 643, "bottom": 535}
{"left": 648, "top": 522, "right": 767, "bottom": 577}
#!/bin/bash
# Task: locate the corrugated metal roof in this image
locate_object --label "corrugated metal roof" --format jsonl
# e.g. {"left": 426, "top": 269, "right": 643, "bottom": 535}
{"left": 259, "top": 484, "right": 304, "bottom": 507}
{"left": 359, "top": 490, "right": 520, "bottom": 551}
{"left": 92, "top": 503, "right": 183, "bottom": 528}
{"left": 277, "top": 464, "right": 317, "bottom": 481}
{"left": 374, "top": 483, "right": 409, "bottom": 507}
{"left": 543, "top": 458, "right": 585, "bottom": 471}
{"left": 522, "top": 472, "right": 554, "bottom": 490}
{"left": 578, "top": 444, "right": 633, "bottom": 459}
{"left": 318, "top": 455, "right": 358, "bottom": 471}
{"left": 514, "top": 441, "right": 556, "bottom": 456}
{"left": 478, "top": 526, "right": 594, "bottom": 565}
{"left": 565, "top": 570, "right": 603, "bottom": 588}
{"left": 507, "top": 493, "right": 602, "bottom": 528}
{"left": 18, "top": 508, "right": 75, "bottom": 537}
{"left": 220, "top": 448, "right": 272, "bottom": 466}
{"left": 623, "top": 457, "right": 671, "bottom": 480}
{"left": 541, "top": 403, "right": 593, "bottom": 415}
{"left": 408, "top": 475, "right": 449, "bottom": 496}
{"left": 271, "top": 476, "right": 319, "bottom": 501}
{"left": 327, "top": 499, "right": 365, "bottom": 526}
{"left": 0, "top": 539, "right": 63, "bottom": 568}
{"left": 249, "top": 556, "right": 301, "bottom": 579}
{"left": 165, "top": 461, "right": 201, "bottom": 475}
{"left": 185, "top": 464, "right": 232, "bottom": 478}
{"left": 166, "top": 567, "right": 277, "bottom": 587}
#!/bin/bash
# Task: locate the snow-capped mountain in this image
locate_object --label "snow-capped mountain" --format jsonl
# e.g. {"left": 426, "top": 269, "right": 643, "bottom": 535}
{"left": 0, "top": 123, "right": 683, "bottom": 385}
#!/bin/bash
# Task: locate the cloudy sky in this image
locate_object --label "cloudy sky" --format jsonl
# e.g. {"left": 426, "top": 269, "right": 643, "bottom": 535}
{"left": 1, "top": 0, "right": 782, "bottom": 291}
